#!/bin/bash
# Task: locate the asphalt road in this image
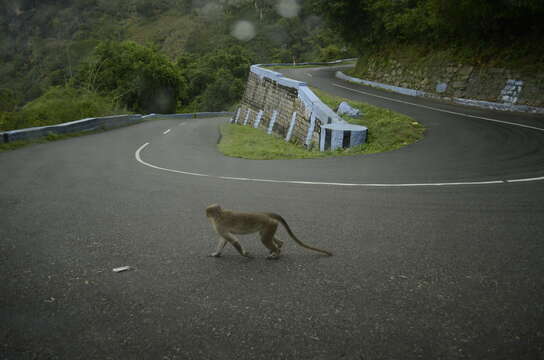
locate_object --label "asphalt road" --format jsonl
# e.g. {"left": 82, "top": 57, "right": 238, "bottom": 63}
{"left": 1, "top": 67, "right": 544, "bottom": 360}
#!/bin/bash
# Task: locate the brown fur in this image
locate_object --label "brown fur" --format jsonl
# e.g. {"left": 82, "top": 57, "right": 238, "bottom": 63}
{"left": 205, "top": 204, "right": 332, "bottom": 259}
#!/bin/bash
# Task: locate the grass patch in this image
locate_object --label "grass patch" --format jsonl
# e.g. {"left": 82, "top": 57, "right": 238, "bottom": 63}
{"left": 218, "top": 89, "right": 424, "bottom": 160}
{"left": 311, "top": 88, "right": 425, "bottom": 154}
{"left": 218, "top": 123, "right": 331, "bottom": 160}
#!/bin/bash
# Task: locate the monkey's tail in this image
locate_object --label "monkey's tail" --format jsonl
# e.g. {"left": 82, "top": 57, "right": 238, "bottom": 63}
{"left": 266, "top": 213, "right": 333, "bottom": 256}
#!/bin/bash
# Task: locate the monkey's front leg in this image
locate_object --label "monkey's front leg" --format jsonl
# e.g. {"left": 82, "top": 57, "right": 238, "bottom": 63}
{"left": 209, "top": 238, "right": 228, "bottom": 257}
{"left": 224, "top": 233, "right": 252, "bottom": 258}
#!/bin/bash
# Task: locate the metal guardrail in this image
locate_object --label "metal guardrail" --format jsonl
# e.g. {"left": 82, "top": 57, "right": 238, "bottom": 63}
{"left": 0, "top": 112, "right": 234, "bottom": 144}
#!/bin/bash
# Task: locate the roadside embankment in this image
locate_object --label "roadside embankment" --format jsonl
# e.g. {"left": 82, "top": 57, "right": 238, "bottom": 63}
{"left": 236, "top": 60, "right": 368, "bottom": 152}
{"left": 348, "top": 51, "right": 544, "bottom": 114}
{"left": 0, "top": 112, "right": 233, "bottom": 150}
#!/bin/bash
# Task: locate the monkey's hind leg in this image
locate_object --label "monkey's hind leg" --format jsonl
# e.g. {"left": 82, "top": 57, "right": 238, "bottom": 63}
{"left": 261, "top": 223, "right": 281, "bottom": 260}
{"left": 273, "top": 237, "right": 284, "bottom": 250}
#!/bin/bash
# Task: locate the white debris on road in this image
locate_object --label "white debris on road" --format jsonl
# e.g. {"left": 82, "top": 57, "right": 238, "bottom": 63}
{"left": 112, "top": 266, "right": 132, "bottom": 273}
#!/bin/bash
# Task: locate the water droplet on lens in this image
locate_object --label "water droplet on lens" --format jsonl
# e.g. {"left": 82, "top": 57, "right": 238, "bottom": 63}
{"left": 276, "top": 0, "right": 300, "bottom": 18}
{"left": 231, "top": 20, "right": 256, "bottom": 41}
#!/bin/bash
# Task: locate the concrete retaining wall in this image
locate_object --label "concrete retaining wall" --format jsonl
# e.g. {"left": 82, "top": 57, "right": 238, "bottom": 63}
{"left": 237, "top": 60, "right": 367, "bottom": 150}
{"left": 342, "top": 57, "right": 544, "bottom": 114}
{"left": 0, "top": 112, "right": 234, "bottom": 144}
{"left": 337, "top": 71, "right": 544, "bottom": 114}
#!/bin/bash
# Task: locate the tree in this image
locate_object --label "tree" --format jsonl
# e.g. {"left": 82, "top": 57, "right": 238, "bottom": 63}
{"left": 310, "top": 0, "right": 374, "bottom": 51}
{"left": 311, "top": 0, "right": 544, "bottom": 49}
{"left": 178, "top": 46, "right": 253, "bottom": 111}
{"left": 82, "top": 41, "right": 187, "bottom": 113}
{"left": 0, "top": 88, "right": 19, "bottom": 112}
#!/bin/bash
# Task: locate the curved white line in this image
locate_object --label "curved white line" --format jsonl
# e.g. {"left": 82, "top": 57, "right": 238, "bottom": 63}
{"left": 332, "top": 83, "right": 544, "bottom": 132}
{"left": 135, "top": 143, "right": 210, "bottom": 177}
{"left": 135, "top": 142, "right": 544, "bottom": 187}
{"left": 507, "top": 176, "right": 544, "bottom": 183}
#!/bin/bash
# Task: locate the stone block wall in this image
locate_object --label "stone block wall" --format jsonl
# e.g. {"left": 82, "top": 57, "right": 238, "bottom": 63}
{"left": 235, "top": 63, "right": 368, "bottom": 151}
{"left": 353, "top": 57, "right": 544, "bottom": 109}
{"left": 236, "top": 71, "right": 321, "bottom": 148}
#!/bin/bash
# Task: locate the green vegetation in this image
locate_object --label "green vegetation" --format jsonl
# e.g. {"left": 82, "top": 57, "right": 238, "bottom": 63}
{"left": 218, "top": 89, "right": 424, "bottom": 160}
{"left": 3, "top": 0, "right": 534, "bottom": 138}
{"left": 0, "top": 41, "right": 254, "bottom": 131}
{"left": 177, "top": 46, "right": 253, "bottom": 112}
{"left": 311, "top": 88, "right": 425, "bottom": 154}
{"left": 312, "top": 0, "right": 544, "bottom": 49}
{"left": 0, "top": 0, "right": 354, "bottom": 132}
{"left": 0, "top": 0, "right": 356, "bottom": 132}
{"left": 81, "top": 41, "right": 185, "bottom": 114}
{"left": 312, "top": 0, "right": 544, "bottom": 70}
{"left": 219, "top": 123, "right": 328, "bottom": 160}
{"left": 0, "top": 86, "right": 127, "bottom": 131}
{"left": 0, "top": 128, "right": 107, "bottom": 152}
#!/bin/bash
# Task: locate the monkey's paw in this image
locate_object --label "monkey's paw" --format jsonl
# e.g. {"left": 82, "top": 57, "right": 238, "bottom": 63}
{"left": 266, "top": 253, "right": 280, "bottom": 260}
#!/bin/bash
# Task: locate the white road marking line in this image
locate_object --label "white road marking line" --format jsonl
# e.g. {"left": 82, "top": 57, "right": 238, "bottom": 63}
{"left": 332, "top": 83, "right": 544, "bottom": 132}
{"left": 217, "top": 176, "right": 504, "bottom": 187}
{"left": 135, "top": 143, "right": 209, "bottom": 177}
{"left": 135, "top": 142, "right": 544, "bottom": 187}
{"left": 306, "top": 73, "right": 313, "bottom": 77}
{"left": 507, "top": 176, "right": 544, "bottom": 183}
{"left": 163, "top": 129, "right": 171, "bottom": 135}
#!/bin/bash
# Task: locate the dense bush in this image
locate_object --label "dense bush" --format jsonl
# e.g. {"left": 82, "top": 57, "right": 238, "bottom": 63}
{"left": 0, "top": 86, "right": 126, "bottom": 131}
{"left": 81, "top": 41, "right": 187, "bottom": 114}
{"left": 312, "top": 0, "right": 544, "bottom": 51}
{"left": 0, "top": 42, "right": 254, "bottom": 131}
{"left": 0, "top": 88, "right": 19, "bottom": 112}
{"left": 178, "top": 46, "right": 253, "bottom": 112}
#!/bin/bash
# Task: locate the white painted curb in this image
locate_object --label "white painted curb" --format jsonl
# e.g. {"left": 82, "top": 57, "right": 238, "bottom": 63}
{"left": 336, "top": 71, "right": 544, "bottom": 114}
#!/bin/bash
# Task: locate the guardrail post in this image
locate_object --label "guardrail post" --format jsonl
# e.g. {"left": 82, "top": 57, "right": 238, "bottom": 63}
{"left": 254, "top": 110, "right": 264, "bottom": 128}
{"left": 232, "top": 108, "right": 241, "bottom": 124}
{"left": 267, "top": 110, "right": 278, "bottom": 134}
{"left": 285, "top": 112, "right": 297, "bottom": 142}
{"left": 304, "top": 113, "right": 316, "bottom": 147}
{"left": 243, "top": 109, "right": 251, "bottom": 125}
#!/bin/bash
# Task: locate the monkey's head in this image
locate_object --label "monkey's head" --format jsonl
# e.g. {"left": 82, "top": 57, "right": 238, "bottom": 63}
{"left": 206, "top": 204, "right": 222, "bottom": 218}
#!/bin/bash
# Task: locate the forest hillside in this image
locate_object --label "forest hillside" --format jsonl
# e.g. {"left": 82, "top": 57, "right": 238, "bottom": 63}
{"left": 0, "top": 0, "right": 351, "bottom": 130}
{"left": 2, "top": 0, "right": 543, "bottom": 131}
